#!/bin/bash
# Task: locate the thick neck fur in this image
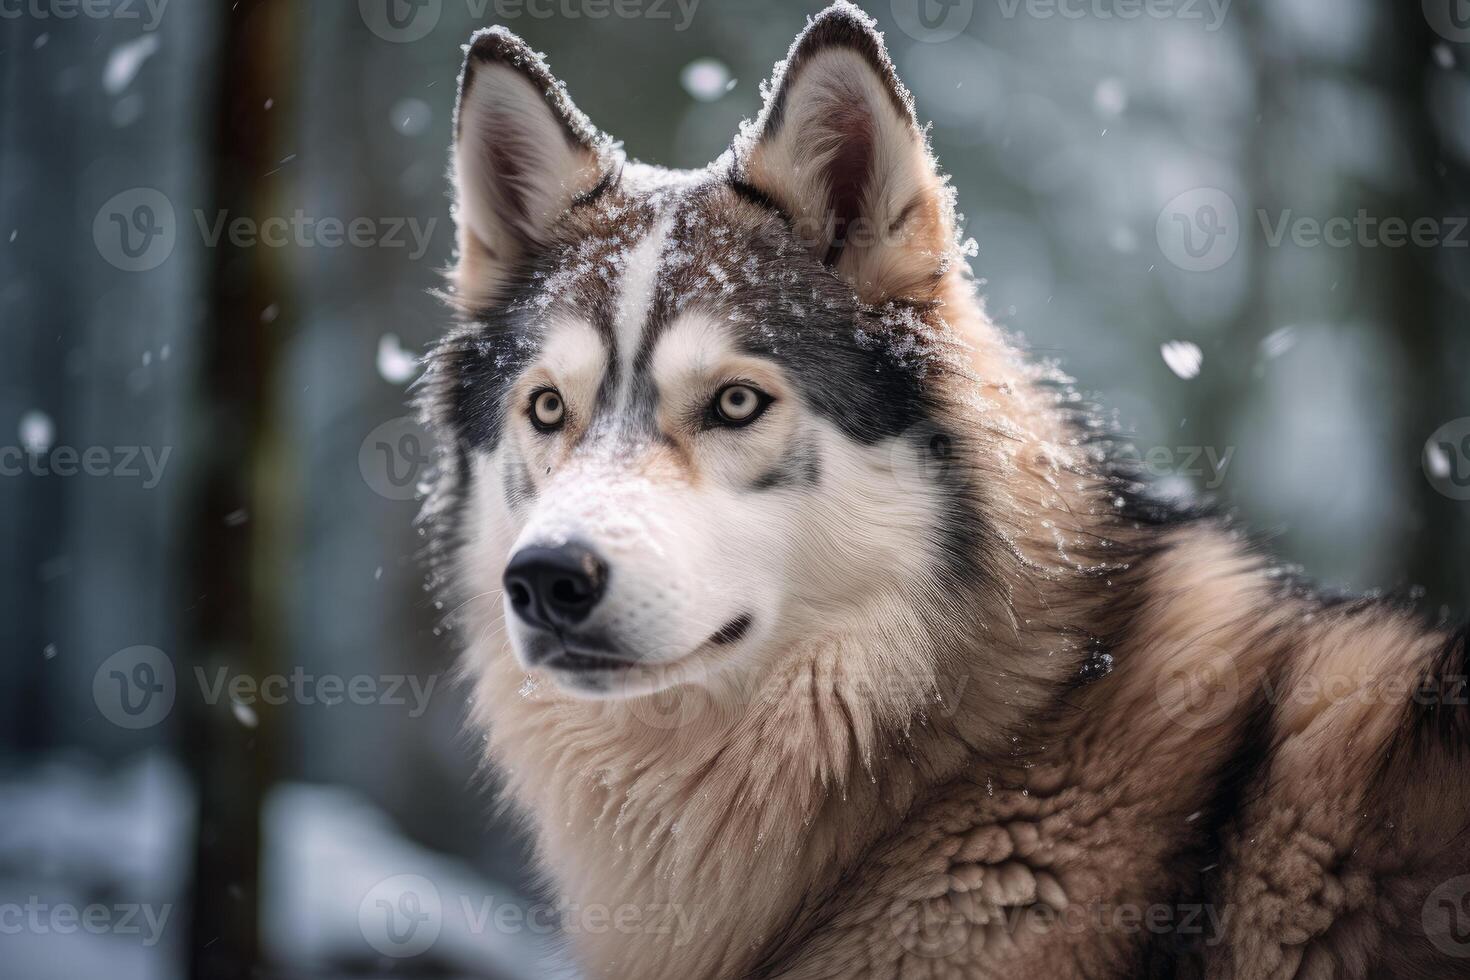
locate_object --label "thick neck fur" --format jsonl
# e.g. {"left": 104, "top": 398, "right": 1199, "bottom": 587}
{"left": 456, "top": 270, "right": 1193, "bottom": 979}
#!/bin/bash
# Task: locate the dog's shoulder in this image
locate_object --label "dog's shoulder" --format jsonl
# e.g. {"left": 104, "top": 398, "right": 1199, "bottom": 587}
{"left": 1196, "top": 590, "right": 1470, "bottom": 975}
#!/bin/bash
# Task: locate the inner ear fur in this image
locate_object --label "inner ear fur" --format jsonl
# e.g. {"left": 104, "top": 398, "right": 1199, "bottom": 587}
{"left": 734, "top": 4, "right": 956, "bottom": 304}
{"left": 451, "top": 27, "right": 619, "bottom": 309}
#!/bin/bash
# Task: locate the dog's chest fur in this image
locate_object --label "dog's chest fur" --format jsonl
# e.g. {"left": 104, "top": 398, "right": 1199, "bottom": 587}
{"left": 464, "top": 523, "right": 1467, "bottom": 980}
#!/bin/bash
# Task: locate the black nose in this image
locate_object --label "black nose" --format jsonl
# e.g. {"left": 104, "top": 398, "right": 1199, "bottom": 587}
{"left": 503, "top": 543, "right": 608, "bottom": 631}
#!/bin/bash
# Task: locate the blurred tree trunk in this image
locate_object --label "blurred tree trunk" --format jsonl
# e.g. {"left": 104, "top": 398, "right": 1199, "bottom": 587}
{"left": 185, "top": 2, "right": 293, "bottom": 977}
{"left": 1194, "top": 2, "right": 1269, "bottom": 493}
{"left": 1372, "top": 8, "right": 1467, "bottom": 611}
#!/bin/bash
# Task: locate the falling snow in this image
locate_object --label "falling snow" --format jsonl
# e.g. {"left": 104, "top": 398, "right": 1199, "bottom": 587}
{"left": 231, "top": 701, "right": 259, "bottom": 729}
{"left": 1426, "top": 442, "right": 1452, "bottom": 480}
{"left": 18, "top": 409, "right": 54, "bottom": 454}
{"left": 680, "top": 58, "right": 732, "bottom": 102}
{"left": 1093, "top": 77, "right": 1128, "bottom": 118}
{"left": 103, "top": 35, "right": 160, "bottom": 96}
{"left": 377, "top": 333, "right": 419, "bottom": 384}
{"left": 1160, "top": 340, "right": 1203, "bottom": 380}
{"left": 390, "top": 97, "right": 432, "bottom": 136}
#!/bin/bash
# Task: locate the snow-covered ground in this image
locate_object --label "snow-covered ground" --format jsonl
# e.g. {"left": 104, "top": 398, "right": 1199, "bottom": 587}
{"left": 0, "top": 755, "right": 569, "bottom": 979}
{"left": 0, "top": 754, "right": 191, "bottom": 980}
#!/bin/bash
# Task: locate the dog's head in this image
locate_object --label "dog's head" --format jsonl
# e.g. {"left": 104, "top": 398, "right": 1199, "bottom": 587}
{"left": 425, "top": 7, "right": 994, "bottom": 701}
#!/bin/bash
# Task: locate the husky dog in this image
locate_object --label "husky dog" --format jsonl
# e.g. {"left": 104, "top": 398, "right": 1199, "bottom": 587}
{"left": 420, "top": 4, "right": 1470, "bottom": 976}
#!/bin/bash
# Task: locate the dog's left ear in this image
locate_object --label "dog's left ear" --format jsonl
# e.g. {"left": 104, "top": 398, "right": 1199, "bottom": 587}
{"left": 734, "top": 4, "right": 953, "bottom": 304}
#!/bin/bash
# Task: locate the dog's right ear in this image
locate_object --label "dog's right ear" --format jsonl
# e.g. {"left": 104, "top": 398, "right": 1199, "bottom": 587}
{"left": 451, "top": 28, "right": 617, "bottom": 308}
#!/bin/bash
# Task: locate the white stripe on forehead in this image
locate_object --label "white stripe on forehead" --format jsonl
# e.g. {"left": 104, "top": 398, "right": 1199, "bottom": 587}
{"left": 610, "top": 213, "right": 674, "bottom": 409}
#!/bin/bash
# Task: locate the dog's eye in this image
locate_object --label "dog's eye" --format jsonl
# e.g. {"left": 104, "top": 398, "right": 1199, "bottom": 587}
{"left": 530, "top": 389, "right": 566, "bottom": 431}
{"left": 713, "top": 384, "right": 768, "bottom": 427}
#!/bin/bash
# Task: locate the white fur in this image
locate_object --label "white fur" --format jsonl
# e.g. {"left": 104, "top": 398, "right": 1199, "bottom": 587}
{"left": 608, "top": 216, "right": 673, "bottom": 412}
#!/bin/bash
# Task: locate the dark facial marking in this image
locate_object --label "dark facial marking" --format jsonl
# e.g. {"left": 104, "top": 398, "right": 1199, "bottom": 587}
{"left": 427, "top": 177, "right": 948, "bottom": 518}
{"left": 501, "top": 453, "right": 537, "bottom": 510}
{"left": 711, "top": 614, "right": 752, "bottom": 646}
{"left": 751, "top": 443, "right": 822, "bottom": 492}
{"left": 567, "top": 184, "right": 934, "bottom": 454}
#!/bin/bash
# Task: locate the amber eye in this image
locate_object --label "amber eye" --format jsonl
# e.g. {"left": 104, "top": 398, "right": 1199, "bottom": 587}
{"left": 713, "top": 384, "right": 767, "bottom": 427}
{"left": 530, "top": 389, "right": 566, "bottom": 431}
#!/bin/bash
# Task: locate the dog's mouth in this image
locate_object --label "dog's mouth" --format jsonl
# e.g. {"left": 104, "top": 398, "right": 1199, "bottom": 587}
{"left": 543, "top": 646, "right": 637, "bottom": 673}
{"left": 524, "top": 629, "right": 636, "bottom": 673}
{"left": 524, "top": 614, "right": 754, "bottom": 677}
{"left": 710, "top": 614, "right": 752, "bottom": 646}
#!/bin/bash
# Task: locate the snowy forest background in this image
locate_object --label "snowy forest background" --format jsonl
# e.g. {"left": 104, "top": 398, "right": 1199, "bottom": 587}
{"left": 2, "top": 0, "right": 1468, "bottom": 977}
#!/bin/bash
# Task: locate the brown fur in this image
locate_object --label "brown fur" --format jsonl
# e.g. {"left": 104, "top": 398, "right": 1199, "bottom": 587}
{"left": 435, "top": 6, "right": 1470, "bottom": 977}
{"left": 458, "top": 270, "right": 1469, "bottom": 980}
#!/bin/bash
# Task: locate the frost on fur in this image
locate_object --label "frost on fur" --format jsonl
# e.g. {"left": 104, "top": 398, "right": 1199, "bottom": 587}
{"left": 732, "top": 2, "right": 957, "bottom": 304}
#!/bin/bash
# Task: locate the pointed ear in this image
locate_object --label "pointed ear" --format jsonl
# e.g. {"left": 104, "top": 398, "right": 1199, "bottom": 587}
{"left": 452, "top": 28, "right": 617, "bottom": 308}
{"left": 734, "top": 5, "right": 954, "bottom": 304}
